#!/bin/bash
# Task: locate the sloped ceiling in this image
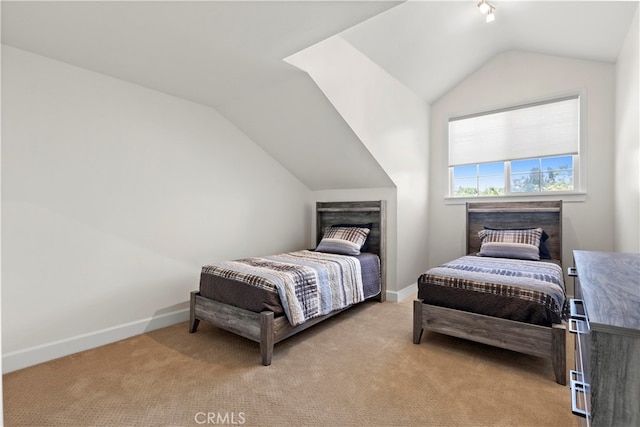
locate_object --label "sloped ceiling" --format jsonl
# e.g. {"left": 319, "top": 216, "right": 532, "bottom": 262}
{"left": 2, "top": 1, "right": 637, "bottom": 190}
{"left": 342, "top": 1, "right": 638, "bottom": 102}
{"left": 1, "top": 0, "right": 401, "bottom": 190}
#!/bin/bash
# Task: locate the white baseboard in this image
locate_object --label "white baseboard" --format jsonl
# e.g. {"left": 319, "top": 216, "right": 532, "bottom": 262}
{"left": 386, "top": 282, "right": 417, "bottom": 303}
{"left": 3, "top": 286, "right": 419, "bottom": 373}
{"left": 2, "top": 308, "right": 189, "bottom": 374}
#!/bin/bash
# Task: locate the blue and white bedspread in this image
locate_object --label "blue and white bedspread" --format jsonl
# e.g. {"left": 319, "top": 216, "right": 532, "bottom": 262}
{"left": 420, "top": 256, "right": 568, "bottom": 321}
{"left": 202, "top": 250, "right": 364, "bottom": 326}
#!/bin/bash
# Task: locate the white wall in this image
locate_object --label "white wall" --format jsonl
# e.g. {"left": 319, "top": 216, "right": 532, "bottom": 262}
{"left": 0, "top": 40, "right": 4, "bottom": 421}
{"left": 614, "top": 7, "right": 640, "bottom": 253}
{"left": 429, "top": 51, "right": 616, "bottom": 294}
{"left": 286, "top": 36, "right": 430, "bottom": 299}
{"left": 217, "top": 72, "right": 396, "bottom": 191}
{"left": 1, "top": 46, "right": 312, "bottom": 372}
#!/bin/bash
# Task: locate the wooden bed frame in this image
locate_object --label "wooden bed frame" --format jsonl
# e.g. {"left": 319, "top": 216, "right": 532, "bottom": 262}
{"left": 413, "top": 200, "right": 567, "bottom": 385}
{"left": 190, "top": 200, "right": 386, "bottom": 366}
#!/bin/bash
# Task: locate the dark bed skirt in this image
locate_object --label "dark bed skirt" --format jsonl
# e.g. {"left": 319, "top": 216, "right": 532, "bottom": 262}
{"left": 417, "top": 281, "right": 560, "bottom": 327}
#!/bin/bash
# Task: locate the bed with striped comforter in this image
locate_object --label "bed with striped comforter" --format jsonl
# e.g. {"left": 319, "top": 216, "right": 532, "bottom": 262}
{"left": 202, "top": 250, "right": 366, "bottom": 326}
{"left": 418, "top": 255, "right": 568, "bottom": 326}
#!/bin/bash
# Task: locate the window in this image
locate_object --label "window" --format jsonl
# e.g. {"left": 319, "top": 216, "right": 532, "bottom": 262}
{"left": 511, "top": 156, "right": 574, "bottom": 193}
{"left": 448, "top": 95, "right": 581, "bottom": 198}
{"left": 452, "top": 162, "right": 504, "bottom": 197}
{"left": 452, "top": 155, "right": 575, "bottom": 197}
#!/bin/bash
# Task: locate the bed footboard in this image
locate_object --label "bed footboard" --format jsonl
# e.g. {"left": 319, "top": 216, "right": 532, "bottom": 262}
{"left": 190, "top": 291, "right": 277, "bottom": 365}
{"left": 190, "top": 290, "right": 363, "bottom": 366}
{"left": 413, "top": 299, "right": 566, "bottom": 385}
{"left": 190, "top": 200, "right": 387, "bottom": 365}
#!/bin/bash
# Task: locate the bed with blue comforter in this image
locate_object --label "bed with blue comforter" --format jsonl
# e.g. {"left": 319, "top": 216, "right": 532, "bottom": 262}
{"left": 413, "top": 201, "right": 567, "bottom": 385}
{"left": 418, "top": 255, "right": 567, "bottom": 327}
{"left": 190, "top": 200, "right": 386, "bottom": 366}
{"left": 200, "top": 250, "right": 381, "bottom": 326}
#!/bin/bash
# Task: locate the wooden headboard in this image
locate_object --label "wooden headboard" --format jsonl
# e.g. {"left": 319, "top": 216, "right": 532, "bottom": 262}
{"left": 466, "top": 201, "right": 563, "bottom": 263}
{"left": 316, "top": 201, "right": 386, "bottom": 301}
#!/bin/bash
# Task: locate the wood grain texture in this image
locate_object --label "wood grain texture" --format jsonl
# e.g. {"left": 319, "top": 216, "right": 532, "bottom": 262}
{"left": 420, "top": 303, "right": 553, "bottom": 357}
{"left": 551, "top": 324, "right": 567, "bottom": 386}
{"left": 467, "top": 200, "right": 563, "bottom": 262}
{"left": 259, "top": 312, "right": 274, "bottom": 366}
{"left": 573, "top": 251, "right": 640, "bottom": 426}
{"left": 191, "top": 292, "right": 357, "bottom": 366}
{"left": 573, "top": 251, "right": 640, "bottom": 333}
{"left": 190, "top": 200, "right": 387, "bottom": 366}
{"left": 415, "top": 200, "right": 567, "bottom": 385}
{"left": 414, "top": 300, "right": 567, "bottom": 385}
{"left": 317, "top": 200, "right": 386, "bottom": 301}
{"left": 413, "top": 300, "right": 424, "bottom": 344}
{"left": 193, "top": 293, "right": 261, "bottom": 341}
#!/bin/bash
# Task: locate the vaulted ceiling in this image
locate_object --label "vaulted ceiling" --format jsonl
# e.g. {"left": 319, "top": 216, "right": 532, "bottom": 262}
{"left": 2, "top": 1, "right": 637, "bottom": 190}
{"left": 342, "top": 1, "right": 637, "bottom": 102}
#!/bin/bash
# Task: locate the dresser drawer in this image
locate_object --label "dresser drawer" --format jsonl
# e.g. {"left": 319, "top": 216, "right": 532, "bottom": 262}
{"left": 569, "top": 294, "right": 591, "bottom": 425}
{"left": 572, "top": 251, "right": 640, "bottom": 427}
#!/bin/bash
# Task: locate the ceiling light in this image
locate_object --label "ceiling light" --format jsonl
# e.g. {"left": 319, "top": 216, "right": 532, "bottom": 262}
{"left": 486, "top": 7, "right": 495, "bottom": 22}
{"left": 477, "top": 1, "right": 496, "bottom": 23}
{"left": 477, "top": 0, "right": 491, "bottom": 14}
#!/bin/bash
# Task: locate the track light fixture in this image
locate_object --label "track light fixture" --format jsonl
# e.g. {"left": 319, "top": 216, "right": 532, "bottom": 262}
{"left": 477, "top": 0, "right": 496, "bottom": 23}
{"left": 486, "top": 7, "right": 495, "bottom": 22}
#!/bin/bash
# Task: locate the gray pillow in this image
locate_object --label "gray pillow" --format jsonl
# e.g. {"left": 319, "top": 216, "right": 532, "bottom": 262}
{"left": 315, "top": 226, "right": 370, "bottom": 256}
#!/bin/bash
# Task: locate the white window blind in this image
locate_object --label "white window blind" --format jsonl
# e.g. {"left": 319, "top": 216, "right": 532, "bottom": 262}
{"left": 448, "top": 96, "right": 580, "bottom": 166}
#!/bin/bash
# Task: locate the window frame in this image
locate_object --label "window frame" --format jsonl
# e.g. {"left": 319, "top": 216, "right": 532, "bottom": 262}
{"left": 446, "top": 92, "right": 587, "bottom": 202}
{"left": 449, "top": 155, "right": 580, "bottom": 198}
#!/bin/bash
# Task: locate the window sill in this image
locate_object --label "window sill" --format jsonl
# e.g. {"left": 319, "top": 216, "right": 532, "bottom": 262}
{"left": 444, "top": 192, "right": 587, "bottom": 205}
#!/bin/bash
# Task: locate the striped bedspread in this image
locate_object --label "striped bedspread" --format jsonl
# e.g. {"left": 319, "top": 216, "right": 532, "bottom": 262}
{"left": 419, "top": 256, "right": 568, "bottom": 321}
{"left": 202, "top": 250, "right": 364, "bottom": 326}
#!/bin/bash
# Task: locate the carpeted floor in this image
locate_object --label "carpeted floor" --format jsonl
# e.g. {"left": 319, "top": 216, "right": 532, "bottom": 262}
{"left": 3, "top": 297, "right": 577, "bottom": 426}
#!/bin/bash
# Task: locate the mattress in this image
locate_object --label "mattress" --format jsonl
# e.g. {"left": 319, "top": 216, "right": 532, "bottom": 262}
{"left": 200, "top": 251, "right": 381, "bottom": 318}
{"left": 418, "top": 255, "right": 567, "bottom": 326}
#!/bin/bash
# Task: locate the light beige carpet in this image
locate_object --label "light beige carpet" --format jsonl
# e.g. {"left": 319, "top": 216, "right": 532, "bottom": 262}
{"left": 3, "top": 298, "right": 576, "bottom": 426}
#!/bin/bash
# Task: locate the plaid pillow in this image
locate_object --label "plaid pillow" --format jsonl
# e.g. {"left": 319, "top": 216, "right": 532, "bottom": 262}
{"left": 484, "top": 226, "right": 551, "bottom": 259}
{"left": 477, "top": 228, "right": 543, "bottom": 260}
{"left": 315, "top": 226, "right": 370, "bottom": 256}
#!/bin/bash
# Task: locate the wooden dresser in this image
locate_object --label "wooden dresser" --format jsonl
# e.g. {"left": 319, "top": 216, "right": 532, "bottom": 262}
{"left": 569, "top": 250, "right": 640, "bottom": 427}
